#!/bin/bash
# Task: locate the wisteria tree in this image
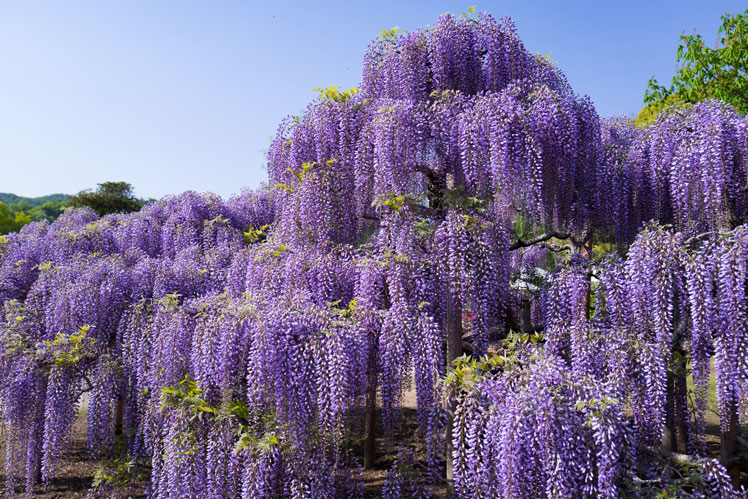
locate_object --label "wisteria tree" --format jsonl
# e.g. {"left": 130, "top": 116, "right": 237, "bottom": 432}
{"left": 0, "top": 9, "right": 747, "bottom": 499}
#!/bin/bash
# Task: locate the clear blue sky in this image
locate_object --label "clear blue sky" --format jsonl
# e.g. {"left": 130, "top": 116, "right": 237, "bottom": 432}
{"left": 0, "top": 1, "right": 745, "bottom": 200}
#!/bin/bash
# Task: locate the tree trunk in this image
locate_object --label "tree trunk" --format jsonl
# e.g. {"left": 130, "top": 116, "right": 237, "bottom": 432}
{"left": 520, "top": 299, "right": 532, "bottom": 334}
{"left": 115, "top": 396, "right": 124, "bottom": 436}
{"left": 663, "top": 373, "right": 677, "bottom": 452}
{"left": 583, "top": 240, "right": 593, "bottom": 320}
{"left": 364, "top": 330, "right": 379, "bottom": 469}
{"left": 364, "top": 374, "right": 377, "bottom": 469}
{"left": 363, "top": 392, "right": 377, "bottom": 468}
{"left": 721, "top": 398, "right": 741, "bottom": 489}
{"left": 665, "top": 286, "right": 689, "bottom": 454}
{"left": 674, "top": 357, "right": 689, "bottom": 454}
{"left": 445, "top": 292, "right": 463, "bottom": 498}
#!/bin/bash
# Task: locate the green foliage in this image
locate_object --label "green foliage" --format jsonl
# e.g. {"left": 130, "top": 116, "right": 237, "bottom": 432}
{"left": 10, "top": 200, "right": 32, "bottom": 214}
{"left": 457, "top": 5, "right": 478, "bottom": 21}
{"left": 160, "top": 375, "right": 217, "bottom": 422}
{"left": 441, "top": 186, "right": 490, "bottom": 213}
{"left": 573, "top": 396, "right": 621, "bottom": 420}
{"left": 243, "top": 224, "right": 270, "bottom": 244}
{"left": 635, "top": 94, "right": 685, "bottom": 127}
{"left": 443, "top": 353, "right": 507, "bottom": 390}
{"left": 1, "top": 306, "right": 98, "bottom": 370}
{"left": 372, "top": 192, "right": 425, "bottom": 213}
{"left": 443, "top": 332, "right": 543, "bottom": 390}
{"left": 0, "top": 194, "right": 68, "bottom": 231}
{"left": 92, "top": 455, "right": 150, "bottom": 489}
{"left": 42, "top": 326, "right": 98, "bottom": 369}
{"left": 511, "top": 212, "right": 534, "bottom": 242}
{"left": 207, "top": 214, "right": 230, "bottom": 226}
{"left": 158, "top": 292, "right": 182, "bottom": 311}
{"left": 159, "top": 376, "right": 284, "bottom": 458}
{"left": 261, "top": 242, "right": 291, "bottom": 259}
{"left": 313, "top": 86, "right": 360, "bottom": 103}
{"left": 275, "top": 182, "right": 293, "bottom": 194}
{"left": 67, "top": 181, "right": 145, "bottom": 216}
{"left": 234, "top": 428, "right": 281, "bottom": 456}
{"left": 0, "top": 201, "right": 32, "bottom": 235}
{"left": 1, "top": 306, "right": 33, "bottom": 355}
{"left": 289, "top": 159, "right": 332, "bottom": 182}
{"left": 378, "top": 247, "right": 411, "bottom": 267}
{"left": 328, "top": 298, "right": 358, "bottom": 319}
{"left": 222, "top": 402, "right": 284, "bottom": 456}
{"left": 276, "top": 159, "right": 338, "bottom": 196}
{"left": 501, "top": 330, "right": 546, "bottom": 349}
{"left": 29, "top": 201, "right": 65, "bottom": 222}
{"left": 413, "top": 217, "right": 437, "bottom": 239}
{"left": 378, "top": 27, "right": 407, "bottom": 43}
{"left": 645, "top": 9, "right": 748, "bottom": 115}
{"left": 13, "top": 211, "right": 31, "bottom": 228}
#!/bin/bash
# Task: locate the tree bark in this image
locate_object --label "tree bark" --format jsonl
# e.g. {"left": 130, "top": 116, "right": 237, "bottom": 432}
{"left": 665, "top": 286, "right": 689, "bottom": 454}
{"left": 115, "top": 396, "right": 124, "bottom": 436}
{"left": 364, "top": 329, "right": 380, "bottom": 469}
{"left": 663, "top": 373, "right": 678, "bottom": 453}
{"left": 721, "top": 397, "right": 741, "bottom": 489}
{"left": 510, "top": 230, "right": 571, "bottom": 250}
{"left": 582, "top": 240, "right": 593, "bottom": 321}
{"left": 363, "top": 384, "right": 377, "bottom": 469}
{"left": 674, "top": 357, "right": 689, "bottom": 454}
{"left": 520, "top": 299, "right": 532, "bottom": 334}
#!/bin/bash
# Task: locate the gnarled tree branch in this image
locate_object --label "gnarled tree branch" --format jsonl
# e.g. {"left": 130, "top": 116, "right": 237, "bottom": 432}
{"left": 510, "top": 231, "right": 571, "bottom": 250}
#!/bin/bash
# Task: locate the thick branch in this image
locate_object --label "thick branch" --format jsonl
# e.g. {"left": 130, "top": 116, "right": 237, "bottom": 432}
{"left": 659, "top": 448, "right": 699, "bottom": 466}
{"left": 81, "top": 375, "right": 94, "bottom": 393}
{"left": 685, "top": 231, "right": 719, "bottom": 247}
{"left": 537, "top": 242, "right": 573, "bottom": 253}
{"left": 736, "top": 435, "right": 748, "bottom": 450}
{"left": 510, "top": 231, "right": 571, "bottom": 251}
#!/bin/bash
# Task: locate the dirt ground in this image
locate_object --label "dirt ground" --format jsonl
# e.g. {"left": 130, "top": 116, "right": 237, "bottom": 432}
{"left": 0, "top": 412, "right": 97, "bottom": 499}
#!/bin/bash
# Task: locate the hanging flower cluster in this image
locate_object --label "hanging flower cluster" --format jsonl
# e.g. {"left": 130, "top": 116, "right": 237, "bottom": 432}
{"left": 543, "top": 224, "right": 748, "bottom": 472}
{"left": 596, "top": 102, "right": 748, "bottom": 237}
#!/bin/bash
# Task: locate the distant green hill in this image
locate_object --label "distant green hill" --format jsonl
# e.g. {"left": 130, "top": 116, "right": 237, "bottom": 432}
{"left": 0, "top": 192, "right": 69, "bottom": 207}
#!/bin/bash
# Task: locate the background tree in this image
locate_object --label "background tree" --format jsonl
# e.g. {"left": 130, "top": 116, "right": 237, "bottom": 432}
{"left": 66, "top": 181, "right": 145, "bottom": 216}
{"left": 0, "top": 192, "right": 67, "bottom": 206}
{"left": 28, "top": 201, "right": 65, "bottom": 222}
{"left": 642, "top": 8, "right": 748, "bottom": 124}
{"left": 635, "top": 94, "right": 683, "bottom": 127}
{"left": 0, "top": 201, "right": 32, "bottom": 235}
{"left": 0, "top": 193, "right": 67, "bottom": 225}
